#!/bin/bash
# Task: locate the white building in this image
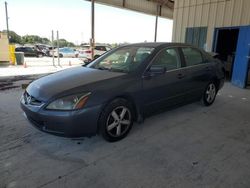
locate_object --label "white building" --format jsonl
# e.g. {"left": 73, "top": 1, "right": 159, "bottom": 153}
{"left": 0, "top": 32, "right": 9, "bottom": 62}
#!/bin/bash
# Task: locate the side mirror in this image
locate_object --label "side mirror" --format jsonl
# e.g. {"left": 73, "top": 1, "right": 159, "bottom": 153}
{"left": 83, "top": 59, "right": 92, "bottom": 66}
{"left": 149, "top": 66, "right": 166, "bottom": 75}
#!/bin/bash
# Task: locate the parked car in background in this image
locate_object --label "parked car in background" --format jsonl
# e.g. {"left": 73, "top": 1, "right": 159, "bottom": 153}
{"left": 20, "top": 43, "right": 225, "bottom": 142}
{"left": 35, "top": 44, "right": 51, "bottom": 56}
{"left": 15, "top": 47, "right": 46, "bottom": 57}
{"left": 50, "top": 47, "right": 79, "bottom": 58}
{"left": 79, "top": 44, "right": 112, "bottom": 61}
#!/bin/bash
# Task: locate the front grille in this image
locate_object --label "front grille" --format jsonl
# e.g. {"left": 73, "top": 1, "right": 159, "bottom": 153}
{"left": 24, "top": 91, "right": 43, "bottom": 106}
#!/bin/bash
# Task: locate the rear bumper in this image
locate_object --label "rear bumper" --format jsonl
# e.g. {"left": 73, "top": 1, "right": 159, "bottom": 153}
{"left": 20, "top": 102, "right": 102, "bottom": 137}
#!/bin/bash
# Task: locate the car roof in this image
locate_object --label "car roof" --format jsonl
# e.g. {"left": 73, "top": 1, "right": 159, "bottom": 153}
{"left": 122, "top": 42, "right": 195, "bottom": 48}
{"left": 81, "top": 44, "right": 110, "bottom": 47}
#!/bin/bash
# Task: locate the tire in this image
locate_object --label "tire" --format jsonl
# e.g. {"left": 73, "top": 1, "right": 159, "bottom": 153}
{"left": 59, "top": 54, "right": 63, "bottom": 58}
{"left": 99, "top": 98, "right": 134, "bottom": 142}
{"left": 202, "top": 82, "right": 217, "bottom": 106}
{"left": 37, "top": 53, "right": 43, "bottom": 58}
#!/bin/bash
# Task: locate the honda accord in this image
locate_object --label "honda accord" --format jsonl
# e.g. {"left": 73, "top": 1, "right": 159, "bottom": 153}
{"left": 20, "top": 43, "right": 225, "bottom": 142}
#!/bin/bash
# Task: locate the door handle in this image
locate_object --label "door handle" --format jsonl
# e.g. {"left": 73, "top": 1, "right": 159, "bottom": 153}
{"left": 177, "top": 73, "right": 185, "bottom": 79}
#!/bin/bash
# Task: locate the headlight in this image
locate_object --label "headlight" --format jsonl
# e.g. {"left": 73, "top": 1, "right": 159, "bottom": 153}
{"left": 46, "top": 92, "right": 91, "bottom": 110}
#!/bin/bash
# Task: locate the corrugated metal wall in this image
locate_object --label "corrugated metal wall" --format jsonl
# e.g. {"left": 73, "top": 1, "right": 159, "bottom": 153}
{"left": 172, "top": 0, "right": 250, "bottom": 51}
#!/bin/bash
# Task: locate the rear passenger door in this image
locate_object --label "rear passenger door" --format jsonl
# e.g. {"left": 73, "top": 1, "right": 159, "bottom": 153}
{"left": 181, "top": 47, "right": 213, "bottom": 100}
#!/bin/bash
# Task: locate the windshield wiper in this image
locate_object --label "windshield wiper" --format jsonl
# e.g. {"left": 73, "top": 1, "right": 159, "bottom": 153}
{"left": 97, "top": 67, "right": 110, "bottom": 71}
{"left": 110, "top": 67, "right": 127, "bottom": 73}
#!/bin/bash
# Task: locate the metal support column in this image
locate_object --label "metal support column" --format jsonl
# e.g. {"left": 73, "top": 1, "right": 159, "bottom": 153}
{"left": 5, "top": 1, "right": 10, "bottom": 42}
{"left": 52, "top": 30, "right": 55, "bottom": 66}
{"left": 154, "top": 5, "right": 160, "bottom": 42}
{"left": 90, "top": 0, "right": 95, "bottom": 60}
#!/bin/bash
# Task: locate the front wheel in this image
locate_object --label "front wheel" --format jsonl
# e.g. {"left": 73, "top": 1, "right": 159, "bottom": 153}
{"left": 202, "top": 82, "right": 217, "bottom": 106}
{"left": 99, "top": 99, "right": 134, "bottom": 142}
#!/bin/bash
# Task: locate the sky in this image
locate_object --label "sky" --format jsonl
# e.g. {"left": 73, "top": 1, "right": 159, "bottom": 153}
{"left": 0, "top": 0, "right": 173, "bottom": 44}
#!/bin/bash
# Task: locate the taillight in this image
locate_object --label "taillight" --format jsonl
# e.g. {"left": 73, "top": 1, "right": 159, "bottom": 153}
{"left": 84, "top": 50, "right": 92, "bottom": 54}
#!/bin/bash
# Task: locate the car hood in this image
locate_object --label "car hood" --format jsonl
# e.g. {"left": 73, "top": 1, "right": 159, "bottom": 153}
{"left": 26, "top": 67, "right": 125, "bottom": 101}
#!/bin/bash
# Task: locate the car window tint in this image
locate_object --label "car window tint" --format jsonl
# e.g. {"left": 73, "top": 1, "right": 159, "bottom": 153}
{"left": 182, "top": 47, "right": 203, "bottom": 66}
{"left": 153, "top": 48, "right": 181, "bottom": 71}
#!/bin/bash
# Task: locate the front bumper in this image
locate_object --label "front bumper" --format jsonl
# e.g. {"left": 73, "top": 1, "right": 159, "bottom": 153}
{"left": 20, "top": 101, "right": 102, "bottom": 137}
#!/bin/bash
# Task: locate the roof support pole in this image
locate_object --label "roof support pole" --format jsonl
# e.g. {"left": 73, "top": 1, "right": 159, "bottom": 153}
{"left": 57, "top": 30, "right": 60, "bottom": 66}
{"left": 51, "top": 30, "right": 55, "bottom": 66}
{"left": 90, "top": 0, "right": 95, "bottom": 59}
{"left": 154, "top": 4, "right": 160, "bottom": 42}
{"left": 5, "top": 1, "right": 10, "bottom": 43}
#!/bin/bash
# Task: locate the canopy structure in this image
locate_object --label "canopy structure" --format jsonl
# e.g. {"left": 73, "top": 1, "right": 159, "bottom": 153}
{"left": 85, "top": 0, "right": 174, "bottom": 59}
{"left": 90, "top": 0, "right": 174, "bottom": 19}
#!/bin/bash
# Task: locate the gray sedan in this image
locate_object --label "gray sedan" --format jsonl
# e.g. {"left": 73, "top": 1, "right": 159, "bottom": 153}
{"left": 21, "top": 43, "right": 225, "bottom": 142}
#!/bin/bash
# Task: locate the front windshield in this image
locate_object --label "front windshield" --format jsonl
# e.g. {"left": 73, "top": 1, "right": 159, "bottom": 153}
{"left": 89, "top": 46, "right": 154, "bottom": 73}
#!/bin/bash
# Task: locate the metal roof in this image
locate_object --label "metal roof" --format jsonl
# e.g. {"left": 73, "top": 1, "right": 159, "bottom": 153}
{"left": 86, "top": 0, "right": 174, "bottom": 19}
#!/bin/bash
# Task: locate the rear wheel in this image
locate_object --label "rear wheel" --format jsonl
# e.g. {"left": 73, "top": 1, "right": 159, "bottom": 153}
{"left": 99, "top": 98, "right": 134, "bottom": 142}
{"left": 37, "top": 53, "right": 43, "bottom": 58}
{"left": 202, "top": 82, "right": 217, "bottom": 106}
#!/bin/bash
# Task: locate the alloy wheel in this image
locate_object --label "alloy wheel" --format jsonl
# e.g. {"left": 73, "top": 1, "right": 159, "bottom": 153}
{"left": 106, "top": 106, "right": 131, "bottom": 137}
{"left": 206, "top": 83, "right": 216, "bottom": 103}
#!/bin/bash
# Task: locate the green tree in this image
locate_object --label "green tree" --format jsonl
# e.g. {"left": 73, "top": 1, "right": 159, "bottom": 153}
{"left": 21, "top": 35, "right": 50, "bottom": 45}
{"left": 53, "top": 39, "right": 75, "bottom": 47}
{"left": 2, "top": 30, "right": 22, "bottom": 44}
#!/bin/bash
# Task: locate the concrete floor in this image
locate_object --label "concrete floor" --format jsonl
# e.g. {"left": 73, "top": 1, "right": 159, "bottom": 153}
{"left": 0, "top": 82, "right": 250, "bottom": 188}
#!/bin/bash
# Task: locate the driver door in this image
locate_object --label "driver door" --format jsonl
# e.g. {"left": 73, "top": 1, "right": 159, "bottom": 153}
{"left": 142, "top": 47, "right": 188, "bottom": 115}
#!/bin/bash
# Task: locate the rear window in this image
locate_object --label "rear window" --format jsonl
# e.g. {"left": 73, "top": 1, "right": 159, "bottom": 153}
{"left": 182, "top": 47, "right": 203, "bottom": 66}
{"left": 95, "top": 46, "right": 107, "bottom": 51}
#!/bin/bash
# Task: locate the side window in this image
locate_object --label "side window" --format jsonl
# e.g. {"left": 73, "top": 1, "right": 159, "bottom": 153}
{"left": 182, "top": 47, "right": 203, "bottom": 66}
{"left": 94, "top": 46, "right": 100, "bottom": 51}
{"left": 23, "top": 48, "right": 28, "bottom": 52}
{"left": 106, "top": 47, "right": 111, "bottom": 51}
{"left": 153, "top": 48, "right": 181, "bottom": 71}
{"left": 95, "top": 46, "right": 106, "bottom": 51}
{"left": 27, "top": 47, "right": 33, "bottom": 52}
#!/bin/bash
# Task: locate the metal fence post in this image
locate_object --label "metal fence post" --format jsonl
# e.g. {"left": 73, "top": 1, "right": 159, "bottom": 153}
{"left": 57, "top": 30, "right": 60, "bottom": 66}
{"left": 91, "top": 0, "right": 95, "bottom": 60}
{"left": 52, "top": 30, "right": 55, "bottom": 66}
